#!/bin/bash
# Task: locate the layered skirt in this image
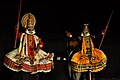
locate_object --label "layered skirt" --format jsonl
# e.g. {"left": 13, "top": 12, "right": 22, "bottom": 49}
{"left": 71, "top": 48, "right": 107, "bottom": 72}
{"left": 4, "top": 48, "right": 54, "bottom": 74}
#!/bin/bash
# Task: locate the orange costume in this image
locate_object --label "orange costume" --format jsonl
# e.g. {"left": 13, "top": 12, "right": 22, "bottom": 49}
{"left": 71, "top": 24, "right": 107, "bottom": 73}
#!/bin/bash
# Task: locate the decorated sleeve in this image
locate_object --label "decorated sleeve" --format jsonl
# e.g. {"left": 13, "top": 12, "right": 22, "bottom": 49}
{"left": 38, "top": 37, "right": 44, "bottom": 48}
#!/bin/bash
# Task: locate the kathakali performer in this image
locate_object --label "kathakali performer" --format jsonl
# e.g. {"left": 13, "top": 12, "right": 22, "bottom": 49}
{"left": 67, "top": 23, "right": 107, "bottom": 80}
{"left": 71, "top": 23, "right": 107, "bottom": 73}
{"left": 4, "top": 13, "right": 54, "bottom": 74}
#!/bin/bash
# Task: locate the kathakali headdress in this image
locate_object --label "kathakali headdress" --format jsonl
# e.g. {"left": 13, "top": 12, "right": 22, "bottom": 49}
{"left": 21, "top": 13, "right": 36, "bottom": 29}
{"left": 83, "top": 23, "right": 89, "bottom": 32}
{"left": 81, "top": 23, "right": 90, "bottom": 37}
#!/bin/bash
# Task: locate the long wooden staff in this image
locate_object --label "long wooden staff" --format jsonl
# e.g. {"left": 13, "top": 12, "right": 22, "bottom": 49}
{"left": 99, "top": 10, "right": 114, "bottom": 49}
{"left": 14, "top": 0, "right": 23, "bottom": 48}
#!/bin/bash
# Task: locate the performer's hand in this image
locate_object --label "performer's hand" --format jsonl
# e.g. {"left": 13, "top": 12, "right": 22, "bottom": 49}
{"left": 66, "top": 31, "right": 72, "bottom": 37}
{"left": 102, "top": 29, "right": 105, "bottom": 35}
{"left": 39, "top": 45, "right": 43, "bottom": 48}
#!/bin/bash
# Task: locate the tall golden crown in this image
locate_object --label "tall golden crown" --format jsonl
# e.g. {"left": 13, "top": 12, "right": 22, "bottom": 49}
{"left": 21, "top": 13, "right": 36, "bottom": 29}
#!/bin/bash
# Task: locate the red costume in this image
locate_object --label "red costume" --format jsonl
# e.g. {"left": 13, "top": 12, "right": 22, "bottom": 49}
{"left": 4, "top": 13, "right": 54, "bottom": 74}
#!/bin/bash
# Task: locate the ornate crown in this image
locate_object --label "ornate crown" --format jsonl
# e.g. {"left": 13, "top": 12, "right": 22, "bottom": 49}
{"left": 21, "top": 13, "right": 36, "bottom": 29}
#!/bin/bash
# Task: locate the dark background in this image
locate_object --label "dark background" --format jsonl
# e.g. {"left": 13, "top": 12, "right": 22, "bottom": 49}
{"left": 0, "top": 0, "right": 120, "bottom": 80}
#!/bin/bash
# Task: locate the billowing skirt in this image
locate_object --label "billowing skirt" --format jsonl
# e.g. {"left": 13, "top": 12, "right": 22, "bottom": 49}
{"left": 71, "top": 48, "right": 107, "bottom": 72}
{"left": 4, "top": 48, "right": 54, "bottom": 74}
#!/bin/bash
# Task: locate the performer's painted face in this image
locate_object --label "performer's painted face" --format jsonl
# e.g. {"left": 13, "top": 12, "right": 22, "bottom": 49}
{"left": 81, "top": 24, "right": 90, "bottom": 37}
{"left": 28, "top": 28, "right": 34, "bottom": 31}
{"left": 83, "top": 25, "right": 89, "bottom": 33}
{"left": 25, "top": 18, "right": 35, "bottom": 34}
{"left": 26, "top": 28, "right": 36, "bottom": 35}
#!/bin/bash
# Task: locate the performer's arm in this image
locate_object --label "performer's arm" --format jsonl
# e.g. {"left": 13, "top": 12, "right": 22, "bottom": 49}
{"left": 17, "top": 32, "right": 22, "bottom": 39}
{"left": 38, "top": 37, "right": 44, "bottom": 48}
{"left": 66, "top": 31, "right": 77, "bottom": 41}
{"left": 92, "top": 29, "right": 105, "bottom": 41}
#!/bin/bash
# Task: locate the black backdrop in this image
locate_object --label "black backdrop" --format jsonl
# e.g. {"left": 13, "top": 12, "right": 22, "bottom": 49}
{"left": 0, "top": 0, "right": 120, "bottom": 80}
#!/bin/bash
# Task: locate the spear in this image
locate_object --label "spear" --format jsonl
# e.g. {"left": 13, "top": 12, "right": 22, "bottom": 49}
{"left": 99, "top": 10, "right": 114, "bottom": 49}
{"left": 14, "top": 0, "right": 23, "bottom": 48}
